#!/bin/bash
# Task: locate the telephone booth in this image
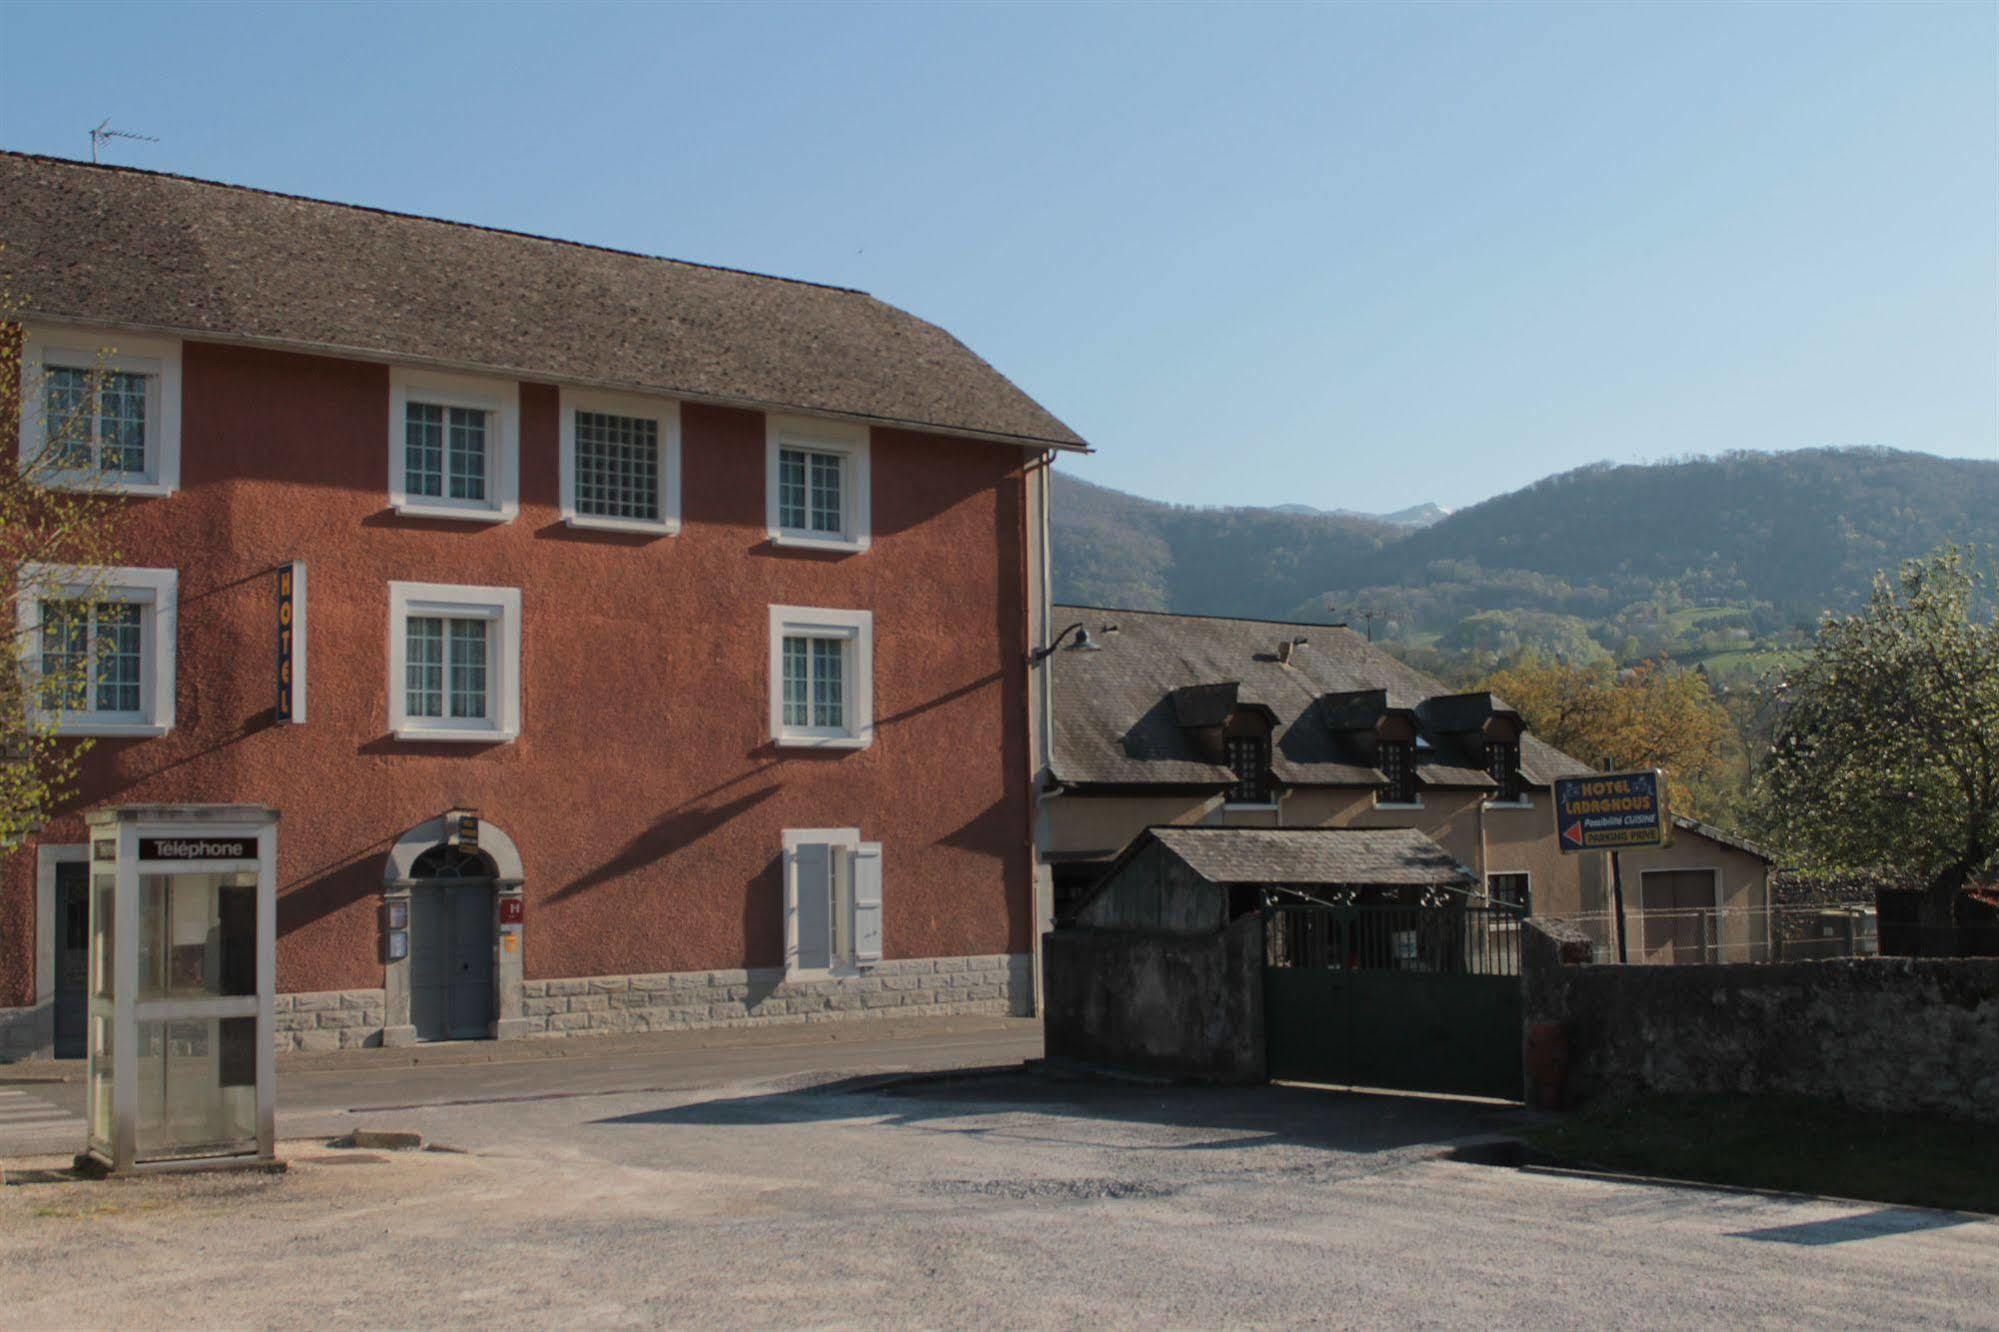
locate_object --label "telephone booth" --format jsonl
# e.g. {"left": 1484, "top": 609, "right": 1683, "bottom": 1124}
{"left": 80, "top": 804, "right": 280, "bottom": 1175}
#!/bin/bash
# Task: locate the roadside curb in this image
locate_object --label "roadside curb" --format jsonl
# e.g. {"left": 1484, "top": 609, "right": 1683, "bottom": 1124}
{"left": 2, "top": 1014, "right": 1039, "bottom": 1084}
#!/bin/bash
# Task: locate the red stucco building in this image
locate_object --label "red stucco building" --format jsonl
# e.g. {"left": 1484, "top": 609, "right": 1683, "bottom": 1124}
{"left": 0, "top": 152, "right": 1081, "bottom": 1056}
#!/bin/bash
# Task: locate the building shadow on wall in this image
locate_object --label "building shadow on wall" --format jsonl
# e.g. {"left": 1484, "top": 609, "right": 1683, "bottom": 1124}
{"left": 277, "top": 837, "right": 401, "bottom": 938}
{"left": 551, "top": 785, "right": 779, "bottom": 903}
{"left": 939, "top": 797, "right": 1014, "bottom": 854}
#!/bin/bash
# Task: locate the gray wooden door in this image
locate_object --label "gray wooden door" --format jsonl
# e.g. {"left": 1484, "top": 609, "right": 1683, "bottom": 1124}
{"left": 1641, "top": 870, "right": 1716, "bottom": 964}
{"left": 446, "top": 883, "right": 494, "bottom": 1039}
{"left": 53, "top": 860, "right": 89, "bottom": 1058}
{"left": 410, "top": 882, "right": 494, "bottom": 1041}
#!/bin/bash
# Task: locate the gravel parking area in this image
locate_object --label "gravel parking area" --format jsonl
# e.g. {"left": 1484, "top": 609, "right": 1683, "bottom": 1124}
{"left": 4, "top": 1064, "right": 1995, "bottom": 1328}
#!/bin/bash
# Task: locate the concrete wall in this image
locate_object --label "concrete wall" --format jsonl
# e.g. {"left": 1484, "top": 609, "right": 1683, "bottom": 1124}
{"left": 1, "top": 337, "right": 1036, "bottom": 1018}
{"left": 1043, "top": 915, "right": 1265, "bottom": 1083}
{"left": 1523, "top": 919, "right": 1999, "bottom": 1122}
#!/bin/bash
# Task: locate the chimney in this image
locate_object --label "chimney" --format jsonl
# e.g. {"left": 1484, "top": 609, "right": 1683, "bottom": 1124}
{"left": 1277, "top": 640, "right": 1295, "bottom": 664}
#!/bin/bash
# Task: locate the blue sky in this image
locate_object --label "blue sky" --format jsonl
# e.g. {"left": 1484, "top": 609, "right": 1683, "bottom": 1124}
{"left": 2, "top": 2, "right": 1992, "bottom": 513}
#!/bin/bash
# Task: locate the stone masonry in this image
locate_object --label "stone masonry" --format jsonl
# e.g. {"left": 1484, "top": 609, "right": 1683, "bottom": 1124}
{"left": 17, "top": 956, "right": 1033, "bottom": 1058}
{"left": 275, "top": 989, "right": 387, "bottom": 1053}
{"left": 521, "top": 954, "right": 1032, "bottom": 1039}
{"left": 1522, "top": 919, "right": 1999, "bottom": 1123}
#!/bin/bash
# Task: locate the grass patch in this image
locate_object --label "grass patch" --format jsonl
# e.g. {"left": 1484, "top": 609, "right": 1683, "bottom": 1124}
{"left": 1521, "top": 1094, "right": 1999, "bottom": 1214}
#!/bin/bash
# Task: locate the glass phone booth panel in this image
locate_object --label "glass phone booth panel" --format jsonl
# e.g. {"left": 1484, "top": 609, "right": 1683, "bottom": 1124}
{"left": 82, "top": 805, "right": 279, "bottom": 1175}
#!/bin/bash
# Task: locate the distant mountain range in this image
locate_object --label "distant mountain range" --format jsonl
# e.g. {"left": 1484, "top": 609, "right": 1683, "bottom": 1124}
{"left": 1052, "top": 448, "right": 1999, "bottom": 675}
{"left": 1270, "top": 501, "right": 1452, "bottom": 528}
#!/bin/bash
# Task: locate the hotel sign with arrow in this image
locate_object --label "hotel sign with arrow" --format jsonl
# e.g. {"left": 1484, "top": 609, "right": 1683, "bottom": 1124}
{"left": 1553, "top": 770, "right": 1669, "bottom": 852}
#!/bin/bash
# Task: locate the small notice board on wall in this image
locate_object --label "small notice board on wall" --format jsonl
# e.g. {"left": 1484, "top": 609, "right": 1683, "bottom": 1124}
{"left": 1553, "top": 770, "right": 1669, "bottom": 852}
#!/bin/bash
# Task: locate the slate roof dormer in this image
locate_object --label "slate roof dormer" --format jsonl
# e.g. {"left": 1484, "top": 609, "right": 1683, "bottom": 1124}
{"left": 1049, "top": 605, "right": 1596, "bottom": 794}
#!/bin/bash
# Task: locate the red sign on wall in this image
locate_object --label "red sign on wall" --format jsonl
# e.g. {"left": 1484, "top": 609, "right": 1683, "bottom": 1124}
{"left": 499, "top": 898, "right": 523, "bottom": 925}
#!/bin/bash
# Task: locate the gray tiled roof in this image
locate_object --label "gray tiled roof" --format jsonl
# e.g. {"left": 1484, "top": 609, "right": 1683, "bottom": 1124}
{"left": 1050, "top": 605, "right": 1597, "bottom": 790}
{"left": 1149, "top": 826, "right": 1476, "bottom": 888}
{"left": 0, "top": 152, "right": 1083, "bottom": 450}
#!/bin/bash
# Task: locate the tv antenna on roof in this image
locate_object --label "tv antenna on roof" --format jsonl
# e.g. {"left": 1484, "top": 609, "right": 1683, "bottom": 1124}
{"left": 90, "top": 119, "right": 158, "bottom": 164}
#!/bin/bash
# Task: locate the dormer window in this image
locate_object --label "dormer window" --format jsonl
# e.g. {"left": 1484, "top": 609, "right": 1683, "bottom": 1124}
{"left": 1487, "top": 739, "right": 1524, "bottom": 803}
{"left": 1226, "top": 734, "right": 1272, "bottom": 805}
{"left": 1380, "top": 739, "right": 1419, "bottom": 805}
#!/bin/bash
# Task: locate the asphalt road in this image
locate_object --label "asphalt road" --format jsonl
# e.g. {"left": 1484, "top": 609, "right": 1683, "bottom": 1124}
{"left": 4, "top": 1018, "right": 1996, "bottom": 1328}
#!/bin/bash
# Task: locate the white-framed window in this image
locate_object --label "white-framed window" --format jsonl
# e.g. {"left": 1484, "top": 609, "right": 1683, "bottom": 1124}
{"left": 15, "top": 564, "right": 178, "bottom": 737}
{"left": 17, "top": 325, "right": 182, "bottom": 497}
{"left": 387, "top": 582, "right": 521, "bottom": 742}
{"left": 388, "top": 368, "right": 519, "bottom": 522}
{"left": 769, "top": 605, "right": 873, "bottom": 749}
{"left": 765, "top": 415, "right": 870, "bottom": 552}
{"left": 557, "top": 387, "right": 681, "bottom": 534}
{"left": 782, "top": 829, "right": 883, "bottom": 977}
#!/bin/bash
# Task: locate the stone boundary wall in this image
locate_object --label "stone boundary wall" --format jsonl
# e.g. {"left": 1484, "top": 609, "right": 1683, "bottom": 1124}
{"left": 1522, "top": 919, "right": 1999, "bottom": 1123}
{"left": 1042, "top": 919, "right": 1265, "bottom": 1084}
{"left": 520, "top": 954, "right": 1032, "bottom": 1038}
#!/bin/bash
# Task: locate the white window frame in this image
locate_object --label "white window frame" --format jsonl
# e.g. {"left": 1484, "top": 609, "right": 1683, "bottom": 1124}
{"left": 769, "top": 605, "right": 874, "bottom": 749}
{"left": 782, "top": 828, "right": 883, "bottom": 978}
{"left": 16, "top": 564, "right": 178, "bottom": 737}
{"left": 765, "top": 414, "right": 871, "bottom": 553}
{"left": 387, "top": 581, "right": 522, "bottom": 743}
{"left": 558, "top": 387, "right": 682, "bottom": 535}
{"left": 388, "top": 367, "right": 519, "bottom": 523}
{"left": 17, "top": 324, "right": 182, "bottom": 497}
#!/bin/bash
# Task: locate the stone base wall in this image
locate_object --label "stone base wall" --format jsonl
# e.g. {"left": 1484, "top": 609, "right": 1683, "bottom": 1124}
{"left": 19, "top": 955, "right": 1032, "bottom": 1058}
{"left": 521, "top": 954, "right": 1033, "bottom": 1038}
{"left": 275, "top": 989, "right": 387, "bottom": 1052}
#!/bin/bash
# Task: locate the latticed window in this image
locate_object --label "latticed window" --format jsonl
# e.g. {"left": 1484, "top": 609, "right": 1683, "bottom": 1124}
{"left": 1380, "top": 739, "right": 1418, "bottom": 804}
{"left": 1487, "top": 739, "right": 1523, "bottom": 802}
{"left": 573, "top": 410, "right": 661, "bottom": 521}
{"left": 44, "top": 366, "right": 150, "bottom": 474}
{"left": 1488, "top": 872, "right": 1532, "bottom": 913}
{"left": 782, "top": 635, "right": 846, "bottom": 729}
{"left": 405, "top": 616, "right": 490, "bottom": 720}
{"left": 778, "top": 448, "right": 844, "bottom": 535}
{"left": 39, "top": 599, "right": 143, "bottom": 715}
{"left": 1226, "top": 735, "right": 1271, "bottom": 804}
{"left": 404, "top": 402, "right": 488, "bottom": 501}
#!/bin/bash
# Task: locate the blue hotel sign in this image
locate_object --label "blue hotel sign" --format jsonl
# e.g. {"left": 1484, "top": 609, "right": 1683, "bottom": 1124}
{"left": 1554, "top": 770, "right": 1669, "bottom": 852}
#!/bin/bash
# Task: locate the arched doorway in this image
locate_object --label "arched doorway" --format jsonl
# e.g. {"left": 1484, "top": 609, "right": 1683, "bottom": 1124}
{"left": 408, "top": 843, "right": 497, "bottom": 1042}
{"left": 382, "top": 814, "right": 526, "bottom": 1046}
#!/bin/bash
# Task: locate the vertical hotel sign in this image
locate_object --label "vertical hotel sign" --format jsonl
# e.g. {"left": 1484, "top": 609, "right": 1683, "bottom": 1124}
{"left": 277, "top": 561, "right": 306, "bottom": 724}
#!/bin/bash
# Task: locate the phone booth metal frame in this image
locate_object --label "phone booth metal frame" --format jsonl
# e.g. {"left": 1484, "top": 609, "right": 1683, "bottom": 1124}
{"left": 80, "top": 804, "right": 280, "bottom": 1175}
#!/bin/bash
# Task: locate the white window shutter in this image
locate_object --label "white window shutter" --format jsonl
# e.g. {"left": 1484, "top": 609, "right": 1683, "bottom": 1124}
{"left": 851, "top": 842, "right": 883, "bottom": 966}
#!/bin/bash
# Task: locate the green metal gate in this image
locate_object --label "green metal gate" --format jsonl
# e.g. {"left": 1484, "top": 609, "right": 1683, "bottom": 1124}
{"left": 1264, "top": 902, "right": 1525, "bottom": 1101}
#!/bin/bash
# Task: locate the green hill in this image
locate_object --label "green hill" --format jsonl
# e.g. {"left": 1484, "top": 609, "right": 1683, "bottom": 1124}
{"left": 1053, "top": 448, "right": 1999, "bottom": 673}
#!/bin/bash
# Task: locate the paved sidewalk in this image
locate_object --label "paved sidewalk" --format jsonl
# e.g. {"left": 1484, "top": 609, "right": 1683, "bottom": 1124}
{"left": 0, "top": 1014, "right": 1041, "bottom": 1158}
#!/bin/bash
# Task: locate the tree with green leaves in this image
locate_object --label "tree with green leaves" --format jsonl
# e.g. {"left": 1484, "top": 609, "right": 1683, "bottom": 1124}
{"left": 1, "top": 277, "right": 128, "bottom": 849}
{"left": 1757, "top": 548, "right": 1999, "bottom": 938}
